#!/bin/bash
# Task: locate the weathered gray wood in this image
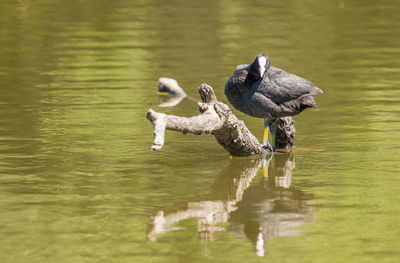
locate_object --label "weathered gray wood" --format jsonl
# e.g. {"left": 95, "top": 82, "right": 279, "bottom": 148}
{"left": 275, "top": 117, "right": 295, "bottom": 149}
{"left": 147, "top": 83, "right": 295, "bottom": 156}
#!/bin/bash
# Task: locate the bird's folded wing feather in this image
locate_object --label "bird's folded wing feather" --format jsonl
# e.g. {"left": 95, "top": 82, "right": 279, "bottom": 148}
{"left": 259, "top": 66, "right": 322, "bottom": 104}
{"left": 234, "top": 64, "right": 249, "bottom": 71}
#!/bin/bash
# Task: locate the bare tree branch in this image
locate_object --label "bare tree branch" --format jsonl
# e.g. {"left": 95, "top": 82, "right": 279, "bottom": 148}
{"left": 147, "top": 83, "right": 295, "bottom": 156}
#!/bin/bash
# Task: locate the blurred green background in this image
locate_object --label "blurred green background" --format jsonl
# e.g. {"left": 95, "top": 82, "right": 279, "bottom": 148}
{"left": 1, "top": 0, "right": 400, "bottom": 262}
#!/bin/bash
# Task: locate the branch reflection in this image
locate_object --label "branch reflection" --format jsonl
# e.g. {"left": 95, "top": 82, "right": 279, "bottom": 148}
{"left": 158, "top": 94, "right": 185, "bottom": 107}
{"left": 148, "top": 152, "right": 315, "bottom": 256}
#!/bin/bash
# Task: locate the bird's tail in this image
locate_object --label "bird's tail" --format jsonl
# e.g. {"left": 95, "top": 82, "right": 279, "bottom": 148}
{"left": 280, "top": 92, "right": 321, "bottom": 116}
{"left": 298, "top": 94, "right": 319, "bottom": 109}
{"left": 311, "top": 86, "right": 323, "bottom": 95}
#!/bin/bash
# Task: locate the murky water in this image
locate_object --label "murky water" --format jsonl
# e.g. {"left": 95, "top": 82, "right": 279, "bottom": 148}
{"left": 1, "top": 0, "right": 400, "bottom": 262}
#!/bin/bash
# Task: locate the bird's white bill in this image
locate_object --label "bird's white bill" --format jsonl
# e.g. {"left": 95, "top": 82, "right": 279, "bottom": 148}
{"left": 259, "top": 66, "right": 265, "bottom": 78}
{"left": 258, "top": 57, "right": 267, "bottom": 77}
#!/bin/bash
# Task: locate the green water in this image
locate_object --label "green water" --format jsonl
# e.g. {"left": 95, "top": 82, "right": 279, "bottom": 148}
{"left": 1, "top": 0, "right": 400, "bottom": 262}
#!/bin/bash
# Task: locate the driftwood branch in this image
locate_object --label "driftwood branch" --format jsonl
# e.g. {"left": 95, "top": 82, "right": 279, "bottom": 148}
{"left": 147, "top": 83, "right": 295, "bottom": 156}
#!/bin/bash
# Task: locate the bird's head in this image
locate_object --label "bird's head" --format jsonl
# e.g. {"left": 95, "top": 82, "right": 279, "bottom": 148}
{"left": 250, "top": 54, "right": 270, "bottom": 79}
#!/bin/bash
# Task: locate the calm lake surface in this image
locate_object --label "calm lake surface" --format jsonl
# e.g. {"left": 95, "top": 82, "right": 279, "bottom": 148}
{"left": 1, "top": 0, "right": 400, "bottom": 262}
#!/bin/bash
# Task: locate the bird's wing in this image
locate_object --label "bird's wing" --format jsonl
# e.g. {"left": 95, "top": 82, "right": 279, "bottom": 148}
{"left": 225, "top": 64, "right": 250, "bottom": 95}
{"left": 247, "top": 92, "right": 280, "bottom": 118}
{"left": 259, "top": 66, "right": 322, "bottom": 104}
{"left": 234, "top": 64, "right": 249, "bottom": 72}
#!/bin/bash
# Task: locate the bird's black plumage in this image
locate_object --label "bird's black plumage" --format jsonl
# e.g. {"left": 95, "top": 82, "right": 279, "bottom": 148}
{"left": 225, "top": 54, "right": 323, "bottom": 120}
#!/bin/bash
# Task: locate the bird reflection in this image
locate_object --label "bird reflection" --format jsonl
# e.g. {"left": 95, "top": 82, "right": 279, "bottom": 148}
{"left": 230, "top": 153, "right": 314, "bottom": 256}
{"left": 148, "top": 152, "right": 315, "bottom": 256}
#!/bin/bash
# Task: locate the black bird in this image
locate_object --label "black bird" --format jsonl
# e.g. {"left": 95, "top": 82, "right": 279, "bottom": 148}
{"left": 225, "top": 54, "right": 323, "bottom": 151}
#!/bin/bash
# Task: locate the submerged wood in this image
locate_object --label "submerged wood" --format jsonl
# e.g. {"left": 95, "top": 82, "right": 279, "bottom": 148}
{"left": 275, "top": 117, "right": 295, "bottom": 149}
{"left": 146, "top": 83, "right": 295, "bottom": 156}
